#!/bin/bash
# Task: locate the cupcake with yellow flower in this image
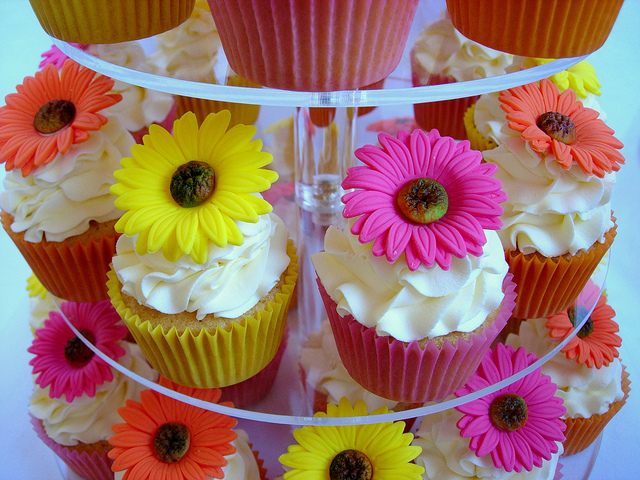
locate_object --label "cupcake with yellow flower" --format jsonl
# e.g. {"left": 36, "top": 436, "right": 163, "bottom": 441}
{"left": 0, "top": 60, "right": 135, "bottom": 303}
{"left": 278, "top": 397, "right": 424, "bottom": 480}
{"left": 107, "top": 110, "right": 298, "bottom": 389}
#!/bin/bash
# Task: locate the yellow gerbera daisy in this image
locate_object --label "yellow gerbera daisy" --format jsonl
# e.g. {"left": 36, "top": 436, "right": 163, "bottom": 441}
{"left": 279, "top": 398, "right": 424, "bottom": 480}
{"left": 111, "top": 111, "right": 278, "bottom": 264}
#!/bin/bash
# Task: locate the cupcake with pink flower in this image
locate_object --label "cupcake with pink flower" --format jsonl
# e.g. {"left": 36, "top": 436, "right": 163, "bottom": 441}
{"left": 312, "top": 128, "right": 516, "bottom": 403}
{"left": 413, "top": 343, "right": 566, "bottom": 480}
{"left": 28, "top": 300, "right": 157, "bottom": 480}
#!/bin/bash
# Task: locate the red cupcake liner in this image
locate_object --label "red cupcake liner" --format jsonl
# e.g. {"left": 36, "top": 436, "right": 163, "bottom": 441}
{"left": 317, "top": 274, "right": 517, "bottom": 403}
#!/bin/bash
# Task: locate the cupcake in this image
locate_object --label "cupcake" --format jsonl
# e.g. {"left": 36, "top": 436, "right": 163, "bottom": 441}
{"left": 109, "top": 376, "right": 267, "bottom": 479}
{"left": 411, "top": 9, "right": 513, "bottom": 140}
{"left": 150, "top": 0, "right": 261, "bottom": 127}
{"left": 26, "top": 273, "right": 61, "bottom": 334}
{"left": 108, "top": 111, "right": 298, "bottom": 389}
{"left": 505, "top": 280, "right": 630, "bottom": 456}
{"left": 279, "top": 397, "right": 425, "bottom": 479}
{"left": 413, "top": 343, "right": 566, "bottom": 479}
{"left": 312, "top": 128, "right": 516, "bottom": 403}
{"left": 482, "top": 79, "right": 623, "bottom": 318}
{"left": 207, "top": 0, "right": 420, "bottom": 91}
{"left": 445, "top": 0, "right": 624, "bottom": 58}
{"left": 28, "top": 0, "right": 196, "bottom": 44}
{"left": 28, "top": 300, "right": 158, "bottom": 480}
{"left": 0, "top": 61, "right": 135, "bottom": 303}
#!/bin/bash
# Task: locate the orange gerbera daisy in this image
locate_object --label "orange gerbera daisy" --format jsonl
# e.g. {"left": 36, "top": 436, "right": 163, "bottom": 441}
{"left": 545, "top": 280, "right": 621, "bottom": 369}
{"left": 109, "top": 377, "right": 238, "bottom": 480}
{"left": 499, "top": 78, "right": 624, "bottom": 178}
{"left": 0, "top": 61, "right": 121, "bottom": 176}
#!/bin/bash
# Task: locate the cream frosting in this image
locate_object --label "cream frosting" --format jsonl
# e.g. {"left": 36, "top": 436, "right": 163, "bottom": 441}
{"left": 28, "top": 290, "right": 60, "bottom": 333}
{"left": 412, "top": 10, "right": 513, "bottom": 83}
{"left": 483, "top": 137, "right": 615, "bottom": 256}
{"left": 29, "top": 342, "right": 158, "bottom": 446}
{"left": 311, "top": 222, "right": 508, "bottom": 342}
{"left": 505, "top": 318, "right": 624, "bottom": 418}
{"left": 112, "top": 212, "right": 290, "bottom": 320}
{"left": 87, "top": 43, "right": 175, "bottom": 133}
{"left": 300, "top": 319, "right": 399, "bottom": 411}
{"left": 150, "top": 0, "right": 221, "bottom": 83}
{"left": 413, "top": 408, "right": 562, "bottom": 480}
{"left": 0, "top": 116, "right": 134, "bottom": 243}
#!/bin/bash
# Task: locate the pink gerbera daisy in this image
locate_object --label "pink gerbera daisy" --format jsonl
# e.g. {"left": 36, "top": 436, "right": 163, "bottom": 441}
{"left": 39, "top": 43, "right": 89, "bottom": 69}
{"left": 455, "top": 343, "right": 566, "bottom": 473}
{"left": 342, "top": 128, "right": 506, "bottom": 271}
{"left": 28, "top": 300, "right": 128, "bottom": 402}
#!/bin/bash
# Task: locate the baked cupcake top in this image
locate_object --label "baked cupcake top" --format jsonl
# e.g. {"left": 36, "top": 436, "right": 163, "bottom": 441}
{"left": 0, "top": 61, "right": 134, "bottom": 242}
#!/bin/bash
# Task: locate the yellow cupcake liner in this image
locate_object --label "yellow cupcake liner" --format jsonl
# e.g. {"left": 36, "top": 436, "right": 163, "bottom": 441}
{"left": 107, "top": 240, "right": 298, "bottom": 389}
{"left": 463, "top": 104, "right": 497, "bottom": 153}
{"left": 28, "top": 0, "right": 196, "bottom": 44}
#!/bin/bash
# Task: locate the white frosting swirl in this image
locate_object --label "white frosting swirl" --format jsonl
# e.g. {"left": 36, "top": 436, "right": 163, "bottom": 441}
{"left": 28, "top": 291, "right": 61, "bottom": 333}
{"left": 311, "top": 223, "right": 508, "bottom": 342}
{"left": 29, "top": 342, "right": 158, "bottom": 446}
{"left": 412, "top": 10, "right": 513, "bottom": 83}
{"left": 87, "top": 43, "right": 175, "bottom": 133}
{"left": 413, "top": 408, "right": 562, "bottom": 480}
{"left": 483, "top": 137, "right": 615, "bottom": 256}
{"left": 505, "top": 318, "right": 624, "bottom": 418}
{"left": 300, "top": 319, "right": 399, "bottom": 411}
{"left": 112, "top": 213, "right": 290, "bottom": 320}
{"left": 150, "top": 0, "right": 221, "bottom": 83}
{"left": 0, "top": 116, "right": 134, "bottom": 242}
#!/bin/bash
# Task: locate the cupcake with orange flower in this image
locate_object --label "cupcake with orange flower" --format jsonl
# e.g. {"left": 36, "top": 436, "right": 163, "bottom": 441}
{"left": 279, "top": 397, "right": 424, "bottom": 479}
{"left": 505, "top": 280, "right": 630, "bottom": 456}
{"left": 312, "top": 128, "right": 516, "bottom": 403}
{"left": 482, "top": 79, "right": 623, "bottom": 318}
{"left": 107, "top": 110, "right": 298, "bottom": 389}
{"left": 0, "top": 61, "right": 134, "bottom": 302}
{"left": 28, "top": 300, "right": 157, "bottom": 480}
{"left": 413, "top": 343, "right": 566, "bottom": 479}
{"left": 109, "top": 376, "right": 267, "bottom": 480}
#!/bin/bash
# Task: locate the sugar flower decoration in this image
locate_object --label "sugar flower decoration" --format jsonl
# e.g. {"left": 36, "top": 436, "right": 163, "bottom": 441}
{"left": 111, "top": 111, "right": 278, "bottom": 264}
{"left": 26, "top": 273, "right": 48, "bottom": 300}
{"left": 0, "top": 61, "right": 121, "bottom": 176}
{"left": 499, "top": 78, "right": 624, "bottom": 177}
{"left": 455, "top": 343, "right": 566, "bottom": 473}
{"left": 109, "top": 376, "right": 238, "bottom": 480}
{"left": 279, "top": 397, "right": 424, "bottom": 480}
{"left": 523, "top": 58, "right": 601, "bottom": 99}
{"left": 546, "top": 280, "right": 621, "bottom": 369}
{"left": 342, "top": 128, "right": 505, "bottom": 271}
{"left": 39, "top": 43, "right": 89, "bottom": 69}
{"left": 28, "top": 300, "right": 128, "bottom": 402}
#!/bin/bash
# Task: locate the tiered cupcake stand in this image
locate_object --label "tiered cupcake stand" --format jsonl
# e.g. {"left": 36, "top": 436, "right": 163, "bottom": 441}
{"left": 48, "top": 1, "right": 608, "bottom": 478}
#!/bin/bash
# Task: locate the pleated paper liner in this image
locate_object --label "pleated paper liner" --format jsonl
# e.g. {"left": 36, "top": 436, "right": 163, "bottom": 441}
{"left": 31, "top": 415, "right": 114, "bottom": 480}
{"left": 107, "top": 240, "right": 298, "bottom": 389}
{"left": 1, "top": 212, "right": 119, "bottom": 303}
{"left": 28, "top": 0, "right": 196, "bottom": 44}
{"left": 507, "top": 217, "right": 617, "bottom": 319}
{"left": 445, "top": 0, "right": 624, "bottom": 58}
{"left": 317, "top": 274, "right": 517, "bottom": 403}
{"left": 463, "top": 104, "right": 498, "bottom": 152}
{"left": 562, "top": 365, "right": 630, "bottom": 456}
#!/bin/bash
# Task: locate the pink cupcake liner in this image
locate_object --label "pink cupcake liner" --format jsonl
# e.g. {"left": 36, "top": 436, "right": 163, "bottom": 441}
{"left": 219, "top": 328, "right": 289, "bottom": 409}
{"left": 555, "top": 460, "right": 563, "bottom": 480}
{"left": 318, "top": 274, "right": 517, "bottom": 403}
{"left": 30, "top": 414, "right": 113, "bottom": 480}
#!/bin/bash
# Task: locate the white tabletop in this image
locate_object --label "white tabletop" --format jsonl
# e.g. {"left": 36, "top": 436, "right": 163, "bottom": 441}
{"left": 1, "top": 1, "right": 639, "bottom": 479}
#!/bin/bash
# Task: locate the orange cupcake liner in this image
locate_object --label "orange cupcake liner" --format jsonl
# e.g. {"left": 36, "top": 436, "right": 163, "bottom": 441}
{"left": 562, "top": 365, "right": 630, "bottom": 456}
{"left": 2, "top": 211, "right": 119, "bottom": 303}
{"left": 507, "top": 218, "right": 617, "bottom": 319}
{"left": 446, "top": 0, "right": 624, "bottom": 58}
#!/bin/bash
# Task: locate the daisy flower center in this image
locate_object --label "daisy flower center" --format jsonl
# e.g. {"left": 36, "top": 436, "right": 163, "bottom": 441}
{"left": 64, "top": 330, "right": 95, "bottom": 368}
{"left": 568, "top": 305, "right": 594, "bottom": 338}
{"left": 396, "top": 178, "right": 448, "bottom": 224}
{"left": 490, "top": 393, "right": 528, "bottom": 432}
{"left": 329, "top": 449, "right": 373, "bottom": 480}
{"left": 536, "top": 111, "right": 577, "bottom": 145}
{"left": 170, "top": 161, "right": 216, "bottom": 208}
{"left": 153, "top": 422, "right": 191, "bottom": 463}
{"left": 33, "top": 99, "right": 76, "bottom": 135}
